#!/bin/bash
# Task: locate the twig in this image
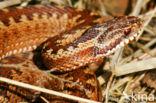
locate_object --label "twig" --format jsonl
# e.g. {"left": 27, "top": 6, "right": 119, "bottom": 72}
{"left": 0, "top": 0, "right": 21, "bottom": 9}
{"left": 0, "top": 77, "right": 100, "bottom": 103}
{"left": 115, "top": 58, "right": 156, "bottom": 76}
{"left": 20, "top": 0, "right": 31, "bottom": 7}
{"left": 137, "top": 6, "right": 156, "bottom": 40}
{"left": 110, "top": 48, "right": 124, "bottom": 68}
{"left": 130, "top": 0, "right": 144, "bottom": 16}
{"left": 144, "top": 25, "right": 156, "bottom": 36}
{"left": 119, "top": 38, "right": 156, "bottom": 65}
{"left": 40, "top": 96, "right": 50, "bottom": 103}
{"left": 67, "top": 0, "right": 72, "bottom": 7}
{"left": 104, "top": 72, "right": 115, "bottom": 103}
{"left": 98, "top": 0, "right": 108, "bottom": 16}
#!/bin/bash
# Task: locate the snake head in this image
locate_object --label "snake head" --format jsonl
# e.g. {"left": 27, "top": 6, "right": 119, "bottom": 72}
{"left": 93, "top": 16, "right": 143, "bottom": 56}
{"left": 42, "top": 16, "right": 142, "bottom": 72}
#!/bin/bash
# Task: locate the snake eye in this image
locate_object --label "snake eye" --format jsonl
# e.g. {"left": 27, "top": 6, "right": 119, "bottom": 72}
{"left": 124, "top": 28, "right": 131, "bottom": 35}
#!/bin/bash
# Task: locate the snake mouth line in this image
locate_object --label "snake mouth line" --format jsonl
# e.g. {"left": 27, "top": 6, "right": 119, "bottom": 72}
{"left": 82, "top": 32, "right": 140, "bottom": 67}
{"left": 98, "top": 33, "right": 138, "bottom": 57}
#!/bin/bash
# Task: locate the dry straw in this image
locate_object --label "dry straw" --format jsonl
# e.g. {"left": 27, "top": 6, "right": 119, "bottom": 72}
{"left": 0, "top": 77, "right": 100, "bottom": 103}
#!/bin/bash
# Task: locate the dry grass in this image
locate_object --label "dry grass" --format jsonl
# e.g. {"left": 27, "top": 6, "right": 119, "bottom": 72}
{"left": 0, "top": 0, "right": 156, "bottom": 103}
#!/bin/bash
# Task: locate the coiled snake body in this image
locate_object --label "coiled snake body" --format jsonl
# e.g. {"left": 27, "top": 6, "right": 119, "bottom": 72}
{"left": 0, "top": 5, "right": 142, "bottom": 102}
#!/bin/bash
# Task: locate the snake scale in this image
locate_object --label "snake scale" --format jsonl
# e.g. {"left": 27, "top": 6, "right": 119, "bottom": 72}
{"left": 0, "top": 5, "right": 142, "bottom": 102}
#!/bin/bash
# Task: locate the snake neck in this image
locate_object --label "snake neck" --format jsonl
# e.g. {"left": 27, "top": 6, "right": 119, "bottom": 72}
{"left": 0, "top": 5, "right": 102, "bottom": 59}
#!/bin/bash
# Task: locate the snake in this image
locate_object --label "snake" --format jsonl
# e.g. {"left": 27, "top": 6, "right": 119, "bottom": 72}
{"left": 0, "top": 5, "right": 142, "bottom": 102}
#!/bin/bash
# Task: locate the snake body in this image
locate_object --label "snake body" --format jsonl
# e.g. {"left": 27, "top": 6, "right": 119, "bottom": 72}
{"left": 0, "top": 5, "right": 142, "bottom": 72}
{"left": 0, "top": 5, "right": 142, "bottom": 102}
{"left": 0, "top": 5, "right": 101, "bottom": 59}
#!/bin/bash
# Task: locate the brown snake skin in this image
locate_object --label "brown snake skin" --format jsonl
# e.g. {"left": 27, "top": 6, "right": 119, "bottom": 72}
{"left": 0, "top": 5, "right": 142, "bottom": 102}
{"left": 0, "top": 51, "right": 102, "bottom": 102}
{"left": 0, "top": 5, "right": 142, "bottom": 72}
